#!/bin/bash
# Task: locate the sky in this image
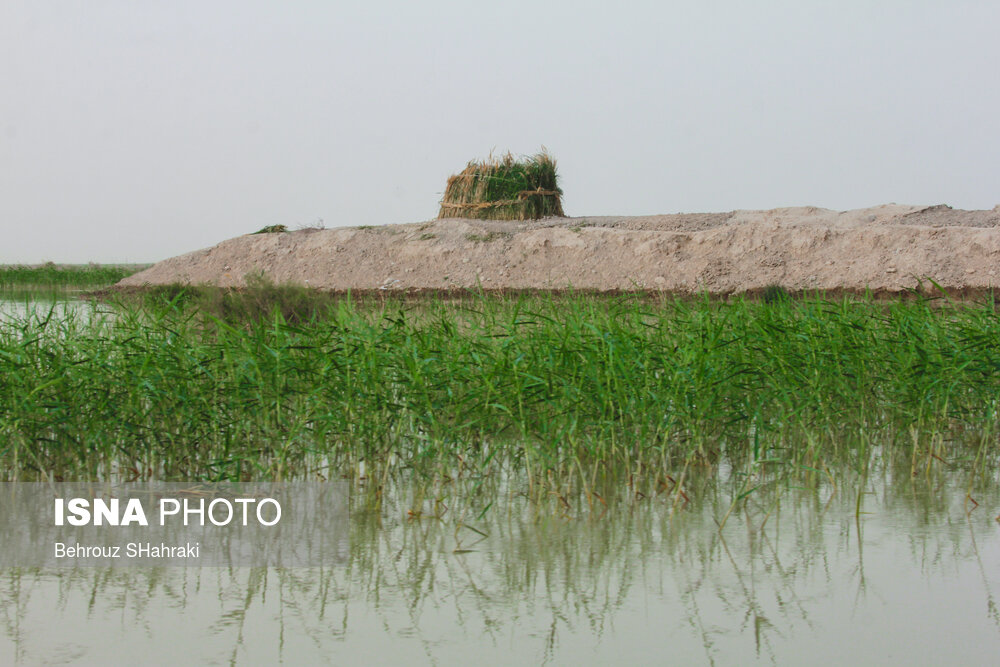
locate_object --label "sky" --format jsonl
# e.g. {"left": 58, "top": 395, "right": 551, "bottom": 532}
{"left": 2, "top": 1, "right": 998, "bottom": 263}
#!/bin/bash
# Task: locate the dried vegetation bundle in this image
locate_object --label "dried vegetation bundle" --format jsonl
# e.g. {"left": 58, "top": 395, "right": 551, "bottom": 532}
{"left": 438, "top": 150, "right": 565, "bottom": 220}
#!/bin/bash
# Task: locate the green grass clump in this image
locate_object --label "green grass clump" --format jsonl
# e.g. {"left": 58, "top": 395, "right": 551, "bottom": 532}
{"left": 2, "top": 291, "right": 1000, "bottom": 483}
{"left": 761, "top": 284, "right": 791, "bottom": 304}
{"left": 0, "top": 263, "right": 146, "bottom": 291}
{"left": 252, "top": 224, "right": 288, "bottom": 234}
{"left": 122, "top": 276, "right": 340, "bottom": 325}
{"left": 438, "top": 150, "right": 565, "bottom": 220}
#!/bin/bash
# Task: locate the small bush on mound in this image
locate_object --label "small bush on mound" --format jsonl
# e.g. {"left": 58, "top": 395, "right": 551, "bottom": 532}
{"left": 253, "top": 224, "right": 288, "bottom": 234}
{"left": 438, "top": 150, "right": 565, "bottom": 220}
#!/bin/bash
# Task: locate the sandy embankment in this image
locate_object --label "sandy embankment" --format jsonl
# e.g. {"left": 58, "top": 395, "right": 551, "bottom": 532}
{"left": 116, "top": 204, "right": 1000, "bottom": 295}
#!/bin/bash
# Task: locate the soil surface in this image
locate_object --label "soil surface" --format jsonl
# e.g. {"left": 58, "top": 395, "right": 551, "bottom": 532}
{"left": 117, "top": 204, "right": 1000, "bottom": 295}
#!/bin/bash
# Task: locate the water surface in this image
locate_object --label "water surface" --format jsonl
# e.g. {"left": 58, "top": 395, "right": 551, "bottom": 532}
{"left": 3, "top": 467, "right": 999, "bottom": 665}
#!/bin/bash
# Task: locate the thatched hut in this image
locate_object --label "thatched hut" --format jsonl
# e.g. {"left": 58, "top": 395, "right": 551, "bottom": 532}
{"left": 438, "top": 150, "right": 565, "bottom": 221}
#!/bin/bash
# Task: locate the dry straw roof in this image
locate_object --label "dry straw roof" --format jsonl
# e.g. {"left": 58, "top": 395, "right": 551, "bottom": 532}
{"left": 438, "top": 150, "right": 565, "bottom": 221}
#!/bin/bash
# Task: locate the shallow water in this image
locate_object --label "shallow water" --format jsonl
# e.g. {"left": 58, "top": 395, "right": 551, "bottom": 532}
{"left": 3, "top": 294, "right": 1000, "bottom": 664}
{"left": 0, "top": 294, "right": 94, "bottom": 319}
{"left": 3, "top": 468, "right": 999, "bottom": 666}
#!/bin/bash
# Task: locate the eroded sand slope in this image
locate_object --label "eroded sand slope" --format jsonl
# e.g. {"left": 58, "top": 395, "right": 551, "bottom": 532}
{"left": 117, "top": 204, "right": 1000, "bottom": 294}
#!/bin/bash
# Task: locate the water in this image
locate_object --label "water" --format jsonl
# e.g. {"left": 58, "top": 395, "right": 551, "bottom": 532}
{"left": 3, "top": 468, "right": 999, "bottom": 665}
{"left": 0, "top": 293, "right": 95, "bottom": 319}
{"left": 3, "top": 292, "right": 999, "bottom": 664}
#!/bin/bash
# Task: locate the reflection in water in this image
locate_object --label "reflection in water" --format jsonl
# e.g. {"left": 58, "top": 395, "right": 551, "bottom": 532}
{"left": 0, "top": 296, "right": 94, "bottom": 321}
{"left": 3, "top": 464, "right": 1000, "bottom": 665}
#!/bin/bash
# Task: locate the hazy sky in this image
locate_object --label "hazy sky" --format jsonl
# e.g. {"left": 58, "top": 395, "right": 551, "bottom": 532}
{"left": 2, "top": 1, "right": 998, "bottom": 263}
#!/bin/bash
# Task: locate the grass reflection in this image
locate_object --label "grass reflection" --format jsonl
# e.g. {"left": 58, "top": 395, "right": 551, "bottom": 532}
{"left": 3, "top": 462, "right": 998, "bottom": 664}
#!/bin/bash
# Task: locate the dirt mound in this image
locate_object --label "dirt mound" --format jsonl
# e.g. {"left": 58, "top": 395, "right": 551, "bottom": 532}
{"left": 117, "top": 204, "right": 1000, "bottom": 295}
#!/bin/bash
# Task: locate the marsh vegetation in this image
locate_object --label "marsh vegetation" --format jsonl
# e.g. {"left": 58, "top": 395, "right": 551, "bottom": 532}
{"left": 0, "top": 263, "right": 146, "bottom": 290}
{"left": 3, "top": 283, "right": 999, "bottom": 491}
{"left": 4, "top": 277, "right": 1000, "bottom": 663}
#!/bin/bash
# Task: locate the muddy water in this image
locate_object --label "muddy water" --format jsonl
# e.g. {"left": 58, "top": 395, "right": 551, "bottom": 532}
{"left": 3, "top": 468, "right": 999, "bottom": 666}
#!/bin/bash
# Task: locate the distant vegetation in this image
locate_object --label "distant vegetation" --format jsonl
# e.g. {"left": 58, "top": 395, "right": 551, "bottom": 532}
{"left": 0, "top": 263, "right": 147, "bottom": 291}
{"left": 252, "top": 224, "right": 288, "bottom": 234}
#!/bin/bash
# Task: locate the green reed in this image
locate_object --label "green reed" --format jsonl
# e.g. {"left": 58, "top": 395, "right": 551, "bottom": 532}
{"left": 0, "top": 263, "right": 147, "bottom": 294}
{"left": 2, "top": 290, "right": 999, "bottom": 482}
{"left": 0, "top": 263, "right": 146, "bottom": 287}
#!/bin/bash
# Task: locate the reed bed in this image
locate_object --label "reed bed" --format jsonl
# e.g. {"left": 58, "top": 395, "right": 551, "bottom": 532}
{"left": 438, "top": 150, "right": 564, "bottom": 220}
{"left": 2, "top": 290, "right": 999, "bottom": 483}
{"left": 0, "top": 264, "right": 146, "bottom": 291}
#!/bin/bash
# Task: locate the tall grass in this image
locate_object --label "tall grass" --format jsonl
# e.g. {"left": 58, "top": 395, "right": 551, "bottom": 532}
{"left": 0, "top": 264, "right": 147, "bottom": 291}
{"left": 2, "top": 290, "right": 999, "bottom": 482}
